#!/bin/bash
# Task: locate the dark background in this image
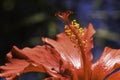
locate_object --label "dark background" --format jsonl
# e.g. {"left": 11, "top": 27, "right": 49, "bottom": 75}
{"left": 0, "top": 0, "right": 120, "bottom": 79}
{"left": 0, "top": 0, "right": 120, "bottom": 67}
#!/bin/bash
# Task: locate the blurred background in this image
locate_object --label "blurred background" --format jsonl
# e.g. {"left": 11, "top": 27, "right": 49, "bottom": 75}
{"left": 0, "top": 0, "right": 120, "bottom": 80}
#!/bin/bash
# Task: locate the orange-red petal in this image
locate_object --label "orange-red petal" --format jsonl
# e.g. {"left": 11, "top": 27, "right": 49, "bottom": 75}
{"left": 106, "top": 70, "right": 120, "bottom": 80}
{"left": 12, "top": 45, "right": 61, "bottom": 72}
{"left": 42, "top": 33, "right": 85, "bottom": 80}
{"left": 92, "top": 47, "right": 120, "bottom": 80}
{"left": 0, "top": 45, "right": 62, "bottom": 80}
{"left": 0, "top": 59, "right": 29, "bottom": 80}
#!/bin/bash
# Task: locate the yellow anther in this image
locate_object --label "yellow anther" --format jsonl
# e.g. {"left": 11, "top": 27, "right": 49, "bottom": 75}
{"left": 78, "top": 27, "right": 84, "bottom": 37}
{"left": 79, "top": 28, "right": 82, "bottom": 29}
{"left": 71, "top": 34, "right": 75, "bottom": 37}
{"left": 79, "top": 28, "right": 84, "bottom": 33}
{"left": 81, "top": 33, "right": 84, "bottom": 36}
{"left": 75, "top": 24, "right": 80, "bottom": 28}
{"left": 64, "top": 19, "right": 87, "bottom": 50}
{"left": 65, "top": 30, "right": 71, "bottom": 33}
{"left": 64, "top": 26, "right": 67, "bottom": 29}
{"left": 81, "top": 40, "right": 88, "bottom": 48}
{"left": 73, "top": 19, "right": 76, "bottom": 21}
{"left": 79, "top": 28, "right": 83, "bottom": 31}
{"left": 66, "top": 32, "right": 71, "bottom": 35}
{"left": 65, "top": 29, "right": 73, "bottom": 36}
{"left": 72, "top": 20, "right": 76, "bottom": 24}
{"left": 71, "top": 19, "right": 80, "bottom": 29}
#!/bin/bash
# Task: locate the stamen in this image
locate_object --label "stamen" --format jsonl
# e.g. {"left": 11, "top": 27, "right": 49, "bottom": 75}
{"left": 56, "top": 10, "right": 87, "bottom": 50}
{"left": 56, "top": 10, "right": 89, "bottom": 80}
{"left": 72, "top": 19, "right": 80, "bottom": 29}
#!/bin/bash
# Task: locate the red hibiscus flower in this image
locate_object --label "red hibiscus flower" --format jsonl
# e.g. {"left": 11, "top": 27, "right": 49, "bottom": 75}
{"left": 0, "top": 11, "right": 120, "bottom": 80}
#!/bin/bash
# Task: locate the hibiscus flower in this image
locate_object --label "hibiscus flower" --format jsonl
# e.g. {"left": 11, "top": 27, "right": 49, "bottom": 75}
{"left": 0, "top": 11, "right": 120, "bottom": 80}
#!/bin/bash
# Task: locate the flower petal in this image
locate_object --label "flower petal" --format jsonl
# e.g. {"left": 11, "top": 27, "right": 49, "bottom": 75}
{"left": 0, "top": 45, "right": 62, "bottom": 80}
{"left": 82, "top": 23, "right": 96, "bottom": 80}
{"left": 83, "top": 23, "right": 96, "bottom": 53}
{"left": 92, "top": 47, "right": 120, "bottom": 80}
{"left": 42, "top": 33, "right": 85, "bottom": 79}
{"left": 0, "top": 59, "right": 29, "bottom": 80}
{"left": 42, "top": 33, "right": 83, "bottom": 69}
{"left": 44, "top": 77, "right": 70, "bottom": 80}
{"left": 11, "top": 45, "right": 61, "bottom": 72}
{"left": 22, "top": 64, "right": 47, "bottom": 73}
{"left": 55, "top": 11, "right": 96, "bottom": 79}
{"left": 106, "top": 70, "right": 120, "bottom": 80}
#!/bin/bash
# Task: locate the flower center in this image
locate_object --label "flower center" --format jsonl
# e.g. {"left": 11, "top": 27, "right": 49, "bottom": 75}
{"left": 56, "top": 10, "right": 89, "bottom": 80}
